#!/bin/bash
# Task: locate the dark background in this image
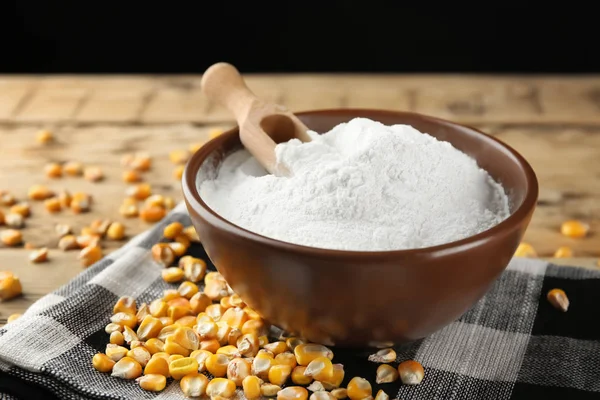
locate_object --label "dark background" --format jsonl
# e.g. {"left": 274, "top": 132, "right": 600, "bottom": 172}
{"left": 1, "top": 1, "right": 597, "bottom": 74}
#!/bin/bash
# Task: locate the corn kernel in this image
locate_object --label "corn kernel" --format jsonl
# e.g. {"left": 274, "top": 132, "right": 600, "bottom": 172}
{"left": 109, "top": 312, "right": 136, "bottom": 329}
{"left": 397, "top": 360, "right": 424, "bottom": 385}
{"left": 561, "top": 220, "right": 589, "bottom": 238}
{"left": 375, "top": 364, "right": 398, "bottom": 384}
{"left": 175, "top": 234, "right": 191, "bottom": 248}
{"left": 206, "top": 353, "right": 230, "bottom": 377}
{"left": 206, "top": 304, "right": 226, "bottom": 321}
{"left": 172, "top": 326, "right": 200, "bottom": 351}
{"left": 105, "top": 222, "right": 125, "bottom": 240}
{"left": 157, "top": 324, "right": 180, "bottom": 342}
{"left": 262, "top": 383, "right": 282, "bottom": 397}
{"left": 161, "top": 222, "right": 183, "bottom": 240}
{"left": 145, "top": 194, "right": 165, "bottom": 209}
{"left": 554, "top": 246, "right": 573, "bottom": 258}
{"left": 165, "top": 337, "right": 190, "bottom": 356}
{"left": 285, "top": 337, "right": 305, "bottom": 352}
{"left": 268, "top": 364, "right": 292, "bottom": 386}
{"left": 275, "top": 352, "right": 297, "bottom": 369}
{"left": 152, "top": 352, "right": 170, "bottom": 361}
{"left": 264, "top": 341, "right": 288, "bottom": 355}
{"left": 547, "top": 288, "right": 569, "bottom": 312}
{"left": 169, "top": 354, "right": 184, "bottom": 363}
{"left": 92, "top": 353, "right": 115, "bottom": 373}
{"left": 181, "top": 372, "right": 209, "bottom": 397}
{"left": 237, "top": 333, "right": 260, "bottom": 357}
{"left": 29, "top": 247, "right": 49, "bottom": 263}
{"left": 215, "top": 321, "right": 233, "bottom": 345}
{"left": 135, "top": 303, "right": 149, "bottom": 324}
{"left": 137, "top": 315, "right": 163, "bottom": 341}
{"left": 175, "top": 315, "right": 196, "bottom": 328}
{"left": 304, "top": 356, "right": 333, "bottom": 381}
{"left": 183, "top": 225, "right": 200, "bottom": 242}
{"left": 71, "top": 197, "right": 90, "bottom": 214}
{"left": 130, "top": 340, "right": 145, "bottom": 349}
{"left": 137, "top": 374, "right": 166, "bottom": 392}
{"left": 151, "top": 243, "right": 175, "bottom": 267}
{"left": 205, "top": 279, "right": 230, "bottom": 301}
{"left": 127, "top": 346, "right": 151, "bottom": 367}
{"left": 221, "top": 307, "right": 248, "bottom": 330}
{"left": 106, "top": 344, "right": 128, "bottom": 362}
{"left": 105, "top": 323, "right": 123, "bottom": 334}
{"left": 330, "top": 388, "right": 348, "bottom": 399}
{"left": 169, "top": 149, "right": 190, "bottom": 165}
{"left": 169, "top": 356, "right": 199, "bottom": 380}
{"left": 28, "top": 185, "right": 53, "bottom": 201}
{"left": 79, "top": 245, "right": 102, "bottom": 267}
{"left": 188, "top": 293, "right": 211, "bottom": 316}
{"left": 159, "top": 317, "right": 173, "bottom": 326}
{"left": 243, "top": 375, "right": 263, "bottom": 399}
{"left": 310, "top": 392, "right": 336, "bottom": 400}
{"left": 374, "top": 390, "right": 388, "bottom": 400}
{"left": 0, "top": 271, "right": 22, "bottom": 300}
{"left": 36, "top": 129, "right": 53, "bottom": 144}
{"left": 112, "top": 296, "right": 136, "bottom": 315}
{"left": 112, "top": 356, "right": 142, "bottom": 379}
{"left": 183, "top": 258, "right": 207, "bottom": 283}
{"left": 140, "top": 206, "right": 166, "bottom": 223}
{"left": 7, "top": 313, "right": 22, "bottom": 323}
{"left": 200, "top": 338, "right": 221, "bottom": 353}
{"left": 207, "top": 378, "right": 236, "bottom": 398}
{"left": 259, "top": 335, "right": 270, "bottom": 347}
{"left": 44, "top": 162, "right": 62, "bottom": 178}
{"left": 168, "top": 296, "right": 191, "bottom": 309}
{"left": 123, "top": 326, "right": 139, "bottom": 344}
{"left": 368, "top": 348, "right": 396, "bottom": 363}
{"left": 1, "top": 229, "right": 23, "bottom": 247}
{"left": 347, "top": 377, "right": 372, "bottom": 400}
{"left": 161, "top": 267, "right": 184, "bottom": 283}
{"left": 0, "top": 193, "right": 16, "bottom": 206}
{"left": 84, "top": 166, "right": 103, "bottom": 182}
{"left": 514, "top": 242, "right": 537, "bottom": 257}
{"left": 12, "top": 202, "right": 32, "bottom": 217}
{"left": 126, "top": 183, "right": 152, "bottom": 200}
{"left": 145, "top": 338, "right": 165, "bottom": 355}
{"left": 63, "top": 161, "right": 82, "bottom": 176}
{"left": 149, "top": 299, "right": 169, "bottom": 318}
{"left": 5, "top": 213, "right": 24, "bottom": 228}
{"left": 173, "top": 165, "right": 185, "bottom": 180}
{"left": 294, "top": 344, "right": 334, "bottom": 366}
{"left": 164, "top": 196, "right": 176, "bottom": 209}
{"left": 43, "top": 197, "right": 61, "bottom": 213}
{"left": 227, "top": 357, "right": 252, "bottom": 385}
{"left": 190, "top": 349, "right": 212, "bottom": 372}
{"left": 163, "top": 289, "right": 181, "bottom": 301}
{"left": 217, "top": 345, "right": 242, "bottom": 359}
{"left": 252, "top": 350, "right": 274, "bottom": 379}
{"left": 321, "top": 364, "right": 345, "bottom": 390}
{"left": 291, "top": 366, "right": 312, "bottom": 385}
{"left": 110, "top": 331, "right": 125, "bottom": 345}
{"left": 278, "top": 386, "right": 309, "bottom": 400}
{"left": 58, "top": 190, "right": 72, "bottom": 208}
{"left": 56, "top": 235, "right": 77, "bottom": 251}
{"left": 122, "top": 169, "right": 141, "bottom": 184}
{"left": 129, "top": 152, "right": 152, "bottom": 172}
{"left": 178, "top": 281, "right": 199, "bottom": 299}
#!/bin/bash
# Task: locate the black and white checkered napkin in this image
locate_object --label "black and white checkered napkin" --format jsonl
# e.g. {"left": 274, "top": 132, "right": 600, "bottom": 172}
{"left": 1, "top": 202, "right": 599, "bottom": 400}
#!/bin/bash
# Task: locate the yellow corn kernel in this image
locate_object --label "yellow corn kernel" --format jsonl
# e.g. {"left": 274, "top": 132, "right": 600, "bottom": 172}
{"left": 175, "top": 315, "right": 197, "bottom": 328}
{"left": 205, "top": 279, "right": 230, "bottom": 301}
{"left": 158, "top": 324, "right": 180, "bottom": 342}
{"left": 135, "top": 303, "right": 149, "bottom": 324}
{"left": 178, "top": 281, "right": 199, "bottom": 299}
{"left": 294, "top": 344, "right": 334, "bottom": 366}
{"left": 111, "top": 356, "right": 142, "bottom": 379}
{"left": 262, "top": 384, "right": 282, "bottom": 397}
{"left": 4, "top": 212, "right": 24, "bottom": 229}
{"left": 130, "top": 153, "right": 152, "bottom": 172}
{"left": 166, "top": 295, "right": 190, "bottom": 308}
{"left": 110, "top": 312, "right": 137, "bottom": 329}
{"left": 291, "top": 366, "right": 312, "bottom": 385}
{"left": 205, "top": 271, "right": 224, "bottom": 284}
{"left": 183, "top": 225, "right": 200, "bottom": 242}
{"left": 188, "top": 293, "right": 210, "bottom": 315}
{"left": 514, "top": 242, "right": 537, "bottom": 257}
{"left": 0, "top": 192, "right": 16, "bottom": 206}
{"left": 145, "top": 194, "right": 165, "bottom": 209}
{"left": 161, "top": 267, "right": 184, "bottom": 283}
{"left": 286, "top": 337, "right": 305, "bottom": 352}
{"left": 175, "top": 233, "right": 191, "bottom": 247}
{"left": 126, "top": 183, "right": 152, "bottom": 200}
{"left": 106, "top": 344, "right": 128, "bottom": 362}
{"left": 28, "top": 247, "right": 48, "bottom": 263}
{"left": 140, "top": 206, "right": 166, "bottom": 223}
{"left": 217, "top": 345, "right": 242, "bottom": 359}
{"left": 119, "top": 201, "right": 139, "bottom": 218}
{"left": 374, "top": 390, "right": 388, "bottom": 400}
{"left": 173, "top": 165, "right": 185, "bottom": 180}
{"left": 113, "top": 296, "right": 137, "bottom": 315}
{"left": 181, "top": 372, "right": 210, "bottom": 397}
{"left": 44, "top": 197, "right": 61, "bottom": 213}
{"left": 164, "top": 222, "right": 184, "bottom": 240}
{"left": 61, "top": 161, "right": 81, "bottom": 177}
{"left": 304, "top": 356, "right": 333, "bottom": 381}
{"left": 122, "top": 169, "right": 142, "bottom": 183}
{"left": 58, "top": 235, "right": 78, "bottom": 251}
{"left": 164, "top": 196, "right": 176, "bottom": 210}
{"left": 127, "top": 346, "right": 151, "bottom": 367}
{"left": 71, "top": 196, "right": 91, "bottom": 213}
{"left": 190, "top": 349, "right": 212, "bottom": 372}
{"left": 330, "top": 388, "right": 348, "bottom": 399}
{"left": 375, "top": 364, "right": 399, "bottom": 384}
{"left": 347, "top": 377, "right": 372, "bottom": 400}
{"left": 159, "top": 317, "right": 174, "bottom": 326}
{"left": 397, "top": 360, "right": 424, "bottom": 385}
{"left": 237, "top": 333, "right": 260, "bottom": 357}
{"left": 554, "top": 246, "right": 574, "bottom": 258}
{"left": 58, "top": 190, "right": 72, "bottom": 208}
{"left": 173, "top": 326, "right": 200, "bottom": 351}
{"left": 561, "top": 220, "right": 589, "bottom": 238}
{"left": 252, "top": 350, "right": 274, "bottom": 379}
{"left": 321, "top": 364, "right": 345, "bottom": 390}
{"left": 28, "top": 185, "right": 53, "bottom": 201}
{"left": 137, "top": 315, "right": 163, "bottom": 341}
{"left": 152, "top": 352, "right": 170, "bottom": 361}
{"left": 278, "top": 386, "right": 309, "bottom": 400}
{"left": 168, "top": 305, "right": 191, "bottom": 321}
{"left": 36, "top": 129, "right": 53, "bottom": 144}
{"left": 169, "top": 356, "right": 199, "bottom": 380}
{"left": 221, "top": 307, "right": 248, "bottom": 330}
{"left": 206, "top": 377, "right": 236, "bottom": 398}
{"left": 228, "top": 294, "right": 245, "bottom": 308}
{"left": 275, "top": 352, "right": 297, "bottom": 369}
{"left": 221, "top": 296, "right": 233, "bottom": 309}
{"left": 151, "top": 243, "right": 175, "bottom": 267}
{"left": 206, "top": 304, "right": 226, "bottom": 321}
{"left": 368, "top": 348, "right": 396, "bottom": 363}
{"left": 200, "top": 339, "right": 221, "bottom": 353}
{"left": 7, "top": 313, "right": 22, "bottom": 323}
{"left": 110, "top": 331, "right": 125, "bottom": 346}
{"left": 310, "top": 392, "right": 336, "bottom": 400}
{"left": 79, "top": 245, "right": 103, "bottom": 267}
{"left": 137, "top": 373, "right": 167, "bottom": 392}
{"left": 145, "top": 338, "right": 165, "bottom": 355}
{"left": 206, "top": 353, "right": 230, "bottom": 377}
{"left": 84, "top": 166, "right": 103, "bottom": 182}
{"left": 130, "top": 340, "right": 144, "bottom": 349}
{"left": 259, "top": 335, "right": 270, "bottom": 347}
{"left": 123, "top": 326, "right": 139, "bottom": 344}
{"left": 106, "top": 222, "right": 125, "bottom": 240}
{"left": 183, "top": 259, "right": 206, "bottom": 283}
{"left": 164, "top": 336, "right": 191, "bottom": 357}
{"left": 228, "top": 328, "right": 243, "bottom": 347}
{"left": 0, "top": 271, "right": 23, "bottom": 300}
{"left": 1, "top": 229, "right": 23, "bottom": 247}
{"left": 169, "top": 149, "right": 190, "bottom": 165}
{"left": 227, "top": 357, "right": 252, "bottom": 386}
{"left": 264, "top": 341, "right": 288, "bottom": 355}
{"left": 216, "top": 321, "right": 233, "bottom": 345}
{"left": 243, "top": 375, "right": 263, "bottom": 399}
{"left": 92, "top": 353, "right": 115, "bottom": 373}
{"left": 149, "top": 299, "right": 169, "bottom": 318}
{"left": 195, "top": 319, "right": 218, "bottom": 340}
{"left": 167, "top": 241, "right": 187, "bottom": 258}
{"left": 169, "top": 354, "right": 184, "bottom": 363}
{"left": 268, "top": 364, "right": 292, "bottom": 386}
{"left": 105, "top": 323, "right": 123, "bottom": 334}
{"left": 44, "top": 162, "right": 62, "bottom": 178}
{"left": 144, "top": 356, "right": 170, "bottom": 377}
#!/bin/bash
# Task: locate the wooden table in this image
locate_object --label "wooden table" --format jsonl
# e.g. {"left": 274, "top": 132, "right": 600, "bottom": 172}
{"left": 1, "top": 74, "right": 599, "bottom": 324}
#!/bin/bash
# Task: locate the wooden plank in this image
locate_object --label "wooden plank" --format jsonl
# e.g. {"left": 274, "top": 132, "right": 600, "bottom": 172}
{"left": 0, "top": 78, "right": 38, "bottom": 120}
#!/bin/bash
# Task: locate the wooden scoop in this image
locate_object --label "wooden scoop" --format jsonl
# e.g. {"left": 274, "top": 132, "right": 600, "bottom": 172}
{"left": 201, "top": 62, "right": 312, "bottom": 176}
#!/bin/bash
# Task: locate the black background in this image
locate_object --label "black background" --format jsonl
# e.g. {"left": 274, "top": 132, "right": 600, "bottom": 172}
{"left": 1, "top": 1, "right": 598, "bottom": 74}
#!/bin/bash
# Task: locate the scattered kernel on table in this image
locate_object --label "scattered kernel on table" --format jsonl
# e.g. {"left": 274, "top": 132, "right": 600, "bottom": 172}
{"left": 1, "top": 229, "right": 23, "bottom": 246}
{"left": 152, "top": 243, "right": 175, "bottom": 266}
{"left": 140, "top": 206, "right": 166, "bottom": 223}
{"left": 70, "top": 197, "right": 91, "bottom": 214}
{"left": 368, "top": 348, "right": 396, "bottom": 363}
{"left": 1, "top": 192, "right": 16, "bottom": 206}
{"left": 126, "top": 183, "right": 152, "bottom": 200}
{"left": 90, "top": 218, "right": 112, "bottom": 237}
{"left": 55, "top": 223, "right": 72, "bottom": 237}
{"left": 111, "top": 356, "right": 142, "bottom": 379}
{"left": 131, "top": 152, "right": 152, "bottom": 172}
{"left": 29, "top": 247, "right": 49, "bottom": 263}
{"left": 10, "top": 202, "right": 31, "bottom": 218}
{"left": 547, "top": 288, "right": 569, "bottom": 312}
{"left": 180, "top": 373, "right": 209, "bottom": 397}
{"left": 554, "top": 246, "right": 573, "bottom": 258}
{"left": 163, "top": 222, "right": 184, "bottom": 239}
{"left": 164, "top": 196, "right": 175, "bottom": 210}
{"left": 119, "top": 200, "right": 139, "bottom": 218}
{"left": 44, "top": 162, "right": 62, "bottom": 178}
{"left": 560, "top": 220, "right": 589, "bottom": 238}
{"left": 122, "top": 170, "right": 142, "bottom": 183}
{"left": 347, "top": 377, "right": 372, "bottom": 400}
{"left": 0, "top": 271, "right": 23, "bottom": 301}
{"left": 58, "top": 190, "right": 72, "bottom": 207}
{"left": 28, "top": 184, "right": 53, "bottom": 201}
{"left": 79, "top": 244, "right": 103, "bottom": 267}
{"left": 397, "top": 360, "right": 424, "bottom": 385}
{"left": 169, "top": 149, "right": 190, "bottom": 165}
{"left": 58, "top": 235, "right": 79, "bottom": 251}
{"left": 514, "top": 242, "right": 536, "bottom": 257}
{"left": 375, "top": 364, "right": 398, "bottom": 384}
{"left": 63, "top": 161, "right": 83, "bottom": 176}
{"left": 137, "top": 373, "right": 167, "bottom": 392}
{"left": 279, "top": 386, "right": 309, "bottom": 400}
{"left": 44, "top": 197, "right": 62, "bottom": 213}
{"left": 84, "top": 166, "right": 104, "bottom": 182}
{"left": 5, "top": 213, "right": 24, "bottom": 228}
{"left": 145, "top": 194, "right": 165, "bottom": 209}
{"left": 36, "top": 129, "right": 54, "bottom": 144}
{"left": 173, "top": 165, "right": 185, "bottom": 180}
{"left": 106, "top": 222, "right": 125, "bottom": 240}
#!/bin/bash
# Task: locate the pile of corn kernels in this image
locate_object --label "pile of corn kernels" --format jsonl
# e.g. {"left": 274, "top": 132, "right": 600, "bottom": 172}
{"left": 91, "top": 221, "right": 425, "bottom": 399}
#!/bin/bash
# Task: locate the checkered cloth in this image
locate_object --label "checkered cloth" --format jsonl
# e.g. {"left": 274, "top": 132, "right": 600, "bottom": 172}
{"left": 1, "top": 202, "right": 599, "bottom": 400}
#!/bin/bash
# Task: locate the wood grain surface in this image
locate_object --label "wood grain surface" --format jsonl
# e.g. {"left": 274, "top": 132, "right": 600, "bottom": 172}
{"left": 1, "top": 74, "right": 599, "bottom": 323}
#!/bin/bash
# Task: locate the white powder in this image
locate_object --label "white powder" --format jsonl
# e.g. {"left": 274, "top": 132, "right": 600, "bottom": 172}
{"left": 198, "top": 117, "right": 510, "bottom": 251}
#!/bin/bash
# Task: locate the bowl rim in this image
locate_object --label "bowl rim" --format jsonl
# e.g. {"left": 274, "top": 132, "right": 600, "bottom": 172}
{"left": 182, "top": 108, "right": 538, "bottom": 259}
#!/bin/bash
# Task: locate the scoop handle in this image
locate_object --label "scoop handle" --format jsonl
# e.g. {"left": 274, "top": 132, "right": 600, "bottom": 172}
{"left": 200, "top": 62, "right": 258, "bottom": 121}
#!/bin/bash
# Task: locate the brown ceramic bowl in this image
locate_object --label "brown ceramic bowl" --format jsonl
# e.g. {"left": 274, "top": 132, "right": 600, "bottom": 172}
{"left": 182, "top": 109, "right": 538, "bottom": 347}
